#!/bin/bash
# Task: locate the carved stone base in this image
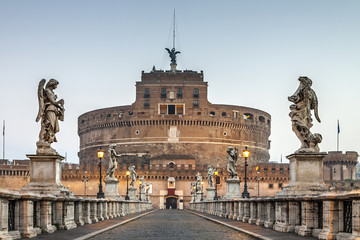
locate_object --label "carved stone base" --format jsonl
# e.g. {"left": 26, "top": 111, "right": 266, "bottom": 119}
{"left": 105, "top": 179, "right": 123, "bottom": 199}
{"left": 128, "top": 187, "right": 137, "bottom": 200}
{"left": 223, "top": 178, "right": 241, "bottom": 199}
{"left": 277, "top": 152, "right": 329, "bottom": 197}
{"left": 22, "top": 154, "right": 72, "bottom": 196}
{"left": 205, "top": 187, "right": 216, "bottom": 201}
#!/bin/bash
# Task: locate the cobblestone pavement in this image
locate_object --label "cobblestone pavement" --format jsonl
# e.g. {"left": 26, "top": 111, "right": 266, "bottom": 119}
{"left": 89, "top": 209, "right": 258, "bottom": 240}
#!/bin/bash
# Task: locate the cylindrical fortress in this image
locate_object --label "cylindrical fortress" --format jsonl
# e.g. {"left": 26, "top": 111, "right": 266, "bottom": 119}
{"left": 78, "top": 69, "right": 271, "bottom": 168}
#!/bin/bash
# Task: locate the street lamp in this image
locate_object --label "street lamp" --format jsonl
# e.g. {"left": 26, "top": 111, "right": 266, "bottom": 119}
{"left": 193, "top": 185, "right": 196, "bottom": 202}
{"left": 125, "top": 171, "right": 130, "bottom": 200}
{"left": 256, "top": 166, "right": 261, "bottom": 197}
{"left": 97, "top": 149, "right": 105, "bottom": 198}
{"left": 214, "top": 171, "right": 219, "bottom": 200}
{"left": 82, "top": 176, "right": 89, "bottom": 196}
{"left": 139, "top": 180, "right": 142, "bottom": 201}
{"left": 242, "top": 147, "right": 250, "bottom": 198}
{"left": 200, "top": 181, "right": 204, "bottom": 201}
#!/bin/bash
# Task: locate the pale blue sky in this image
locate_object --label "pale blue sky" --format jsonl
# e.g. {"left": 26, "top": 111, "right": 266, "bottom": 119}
{"left": 1, "top": 1, "right": 359, "bottom": 163}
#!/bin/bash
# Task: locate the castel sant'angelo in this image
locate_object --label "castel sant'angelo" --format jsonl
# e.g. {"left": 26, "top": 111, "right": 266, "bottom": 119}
{"left": 78, "top": 58, "right": 271, "bottom": 170}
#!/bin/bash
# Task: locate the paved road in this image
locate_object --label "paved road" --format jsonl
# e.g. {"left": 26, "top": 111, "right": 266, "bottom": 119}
{"left": 89, "top": 209, "right": 257, "bottom": 240}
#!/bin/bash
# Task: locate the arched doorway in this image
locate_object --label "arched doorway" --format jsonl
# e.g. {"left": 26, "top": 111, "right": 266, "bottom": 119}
{"left": 166, "top": 197, "right": 177, "bottom": 209}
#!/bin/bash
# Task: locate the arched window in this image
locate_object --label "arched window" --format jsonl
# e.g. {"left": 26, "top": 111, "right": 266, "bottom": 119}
{"left": 243, "top": 113, "right": 253, "bottom": 120}
{"left": 259, "top": 116, "right": 265, "bottom": 123}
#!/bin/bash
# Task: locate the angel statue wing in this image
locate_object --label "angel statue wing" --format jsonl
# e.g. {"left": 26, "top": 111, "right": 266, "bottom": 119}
{"left": 165, "top": 48, "right": 171, "bottom": 54}
{"left": 36, "top": 79, "right": 46, "bottom": 122}
{"left": 310, "top": 89, "right": 321, "bottom": 123}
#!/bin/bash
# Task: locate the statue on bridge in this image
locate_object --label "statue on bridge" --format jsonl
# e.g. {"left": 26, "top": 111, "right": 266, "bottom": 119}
{"left": 36, "top": 79, "right": 65, "bottom": 155}
{"left": 128, "top": 165, "right": 137, "bottom": 188}
{"left": 288, "top": 76, "right": 322, "bottom": 153}
{"left": 226, "top": 146, "right": 239, "bottom": 179}
{"left": 106, "top": 144, "right": 120, "bottom": 181}
{"left": 206, "top": 165, "right": 216, "bottom": 188}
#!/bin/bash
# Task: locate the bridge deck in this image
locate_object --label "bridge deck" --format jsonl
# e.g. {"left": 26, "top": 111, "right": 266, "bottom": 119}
{"left": 21, "top": 209, "right": 318, "bottom": 240}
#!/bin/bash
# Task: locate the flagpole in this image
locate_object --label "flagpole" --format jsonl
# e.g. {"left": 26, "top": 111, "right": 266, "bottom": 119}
{"left": 337, "top": 119, "right": 340, "bottom": 152}
{"left": 2, "top": 120, "right": 5, "bottom": 159}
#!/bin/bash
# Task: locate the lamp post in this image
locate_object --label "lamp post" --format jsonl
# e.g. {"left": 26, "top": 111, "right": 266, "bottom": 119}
{"left": 242, "top": 147, "right": 250, "bottom": 198}
{"left": 256, "top": 166, "right": 261, "bottom": 197}
{"left": 82, "top": 176, "right": 89, "bottom": 196}
{"left": 125, "top": 171, "right": 130, "bottom": 200}
{"left": 139, "top": 180, "right": 142, "bottom": 201}
{"left": 193, "top": 185, "right": 196, "bottom": 202}
{"left": 97, "top": 149, "right": 105, "bottom": 198}
{"left": 214, "top": 171, "right": 219, "bottom": 200}
{"left": 200, "top": 181, "right": 204, "bottom": 201}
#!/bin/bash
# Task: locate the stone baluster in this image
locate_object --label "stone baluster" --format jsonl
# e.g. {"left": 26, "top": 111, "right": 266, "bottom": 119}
{"left": 52, "top": 197, "right": 66, "bottom": 229}
{"left": 90, "top": 199, "right": 99, "bottom": 223}
{"left": 228, "top": 201, "right": 234, "bottom": 219}
{"left": 61, "top": 197, "right": 77, "bottom": 230}
{"left": 288, "top": 200, "right": 301, "bottom": 233}
{"left": 18, "top": 195, "right": 38, "bottom": 238}
{"left": 97, "top": 200, "right": 104, "bottom": 221}
{"left": 318, "top": 196, "right": 339, "bottom": 240}
{"left": 264, "top": 200, "right": 275, "bottom": 228}
{"left": 237, "top": 200, "right": 244, "bottom": 221}
{"left": 74, "top": 199, "right": 85, "bottom": 226}
{"left": 249, "top": 200, "right": 257, "bottom": 224}
{"left": 256, "top": 199, "right": 265, "bottom": 226}
{"left": 297, "top": 199, "right": 316, "bottom": 236}
{"left": 242, "top": 201, "right": 250, "bottom": 223}
{"left": 102, "top": 200, "right": 109, "bottom": 220}
{"left": 39, "top": 195, "right": 57, "bottom": 233}
{"left": 233, "top": 201, "right": 238, "bottom": 220}
{"left": 82, "top": 200, "right": 92, "bottom": 224}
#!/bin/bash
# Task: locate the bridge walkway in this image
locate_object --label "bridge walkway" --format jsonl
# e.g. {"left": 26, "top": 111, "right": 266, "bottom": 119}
{"left": 187, "top": 210, "right": 317, "bottom": 240}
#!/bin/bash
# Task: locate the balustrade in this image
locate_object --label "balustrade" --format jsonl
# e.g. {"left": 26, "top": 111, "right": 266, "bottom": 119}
{"left": 189, "top": 193, "right": 360, "bottom": 240}
{"left": 0, "top": 190, "right": 152, "bottom": 239}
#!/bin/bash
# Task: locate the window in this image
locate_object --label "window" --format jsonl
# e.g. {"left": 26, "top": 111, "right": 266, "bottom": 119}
{"left": 279, "top": 183, "right": 283, "bottom": 189}
{"left": 259, "top": 116, "right": 265, "bottom": 123}
{"left": 269, "top": 183, "right": 273, "bottom": 189}
{"left": 159, "top": 104, "right": 185, "bottom": 115}
{"left": 160, "top": 105, "right": 167, "bottom": 114}
{"left": 176, "top": 105, "right": 184, "bottom": 115}
{"left": 161, "top": 88, "right": 166, "bottom": 98}
{"left": 193, "top": 100, "right": 199, "bottom": 107}
{"left": 129, "top": 111, "right": 133, "bottom": 115}
{"left": 168, "top": 105, "right": 175, "bottom": 115}
{"left": 267, "top": 119, "right": 271, "bottom": 125}
{"left": 210, "top": 111, "right": 215, "bottom": 116}
{"left": 233, "top": 111, "right": 239, "bottom": 118}
{"left": 222, "top": 112, "right": 227, "bottom": 117}
{"left": 144, "top": 88, "right": 150, "bottom": 98}
{"left": 177, "top": 88, "right": 183, "bottom": 98}
{"left": 144, "top": 100, "right": 150, "bottom": 107}
{"left": 193, "top": 88, "right": 199, "bottom": 97}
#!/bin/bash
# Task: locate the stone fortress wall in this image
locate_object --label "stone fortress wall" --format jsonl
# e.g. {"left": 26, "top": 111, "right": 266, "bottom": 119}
{"left": 78, "top": 69, "right": 271, "bottom": 169}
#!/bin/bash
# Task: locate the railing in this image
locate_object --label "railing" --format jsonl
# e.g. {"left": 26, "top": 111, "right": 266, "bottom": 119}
{"left": 0, "top": 189, "right": 152, "bottom": 239}
{"left": 189, "top": 192, "right": 360, "bottom": 240}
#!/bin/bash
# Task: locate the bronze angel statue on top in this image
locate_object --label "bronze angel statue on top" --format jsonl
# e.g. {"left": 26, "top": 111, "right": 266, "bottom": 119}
{"left": 36, "top": 79, "right": 65, "bottom": 155}
{"left": 288, "top": 76, "right": 322, "bottom": 153}
{"left": 165, "top": 48, "right": 181, "bottom": 64}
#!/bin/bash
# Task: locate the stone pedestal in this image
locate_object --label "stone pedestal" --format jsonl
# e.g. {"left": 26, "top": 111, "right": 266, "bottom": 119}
{"left": 277, "top": 153, "right": 329, "bottom": 196}
{"left": 223, "top": 178, "right": 241, "bottom": 199}
{"left": 105, "top": 179, "right": 123, "bottom": 199}
{"left": 128, "top": 187, "right": 137, "bottom": 200}
{"left": 206, "top": 187, "right": 216, "bottom": 201}
{"left": 22, "top": 154, "right": 71, "bottom": 196}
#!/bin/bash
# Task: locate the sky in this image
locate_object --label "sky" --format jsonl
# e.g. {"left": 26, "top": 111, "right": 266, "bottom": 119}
{"left": 0, "top": 0, "right": 359, "bottom": 164}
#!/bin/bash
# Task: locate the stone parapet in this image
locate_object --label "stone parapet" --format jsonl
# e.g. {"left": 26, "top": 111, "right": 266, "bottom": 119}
{"left": 189, "top": 192, "right": 360, "bottom": 240}
{"left": 0, "top": 189, "right": 152, "bottom": 239}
